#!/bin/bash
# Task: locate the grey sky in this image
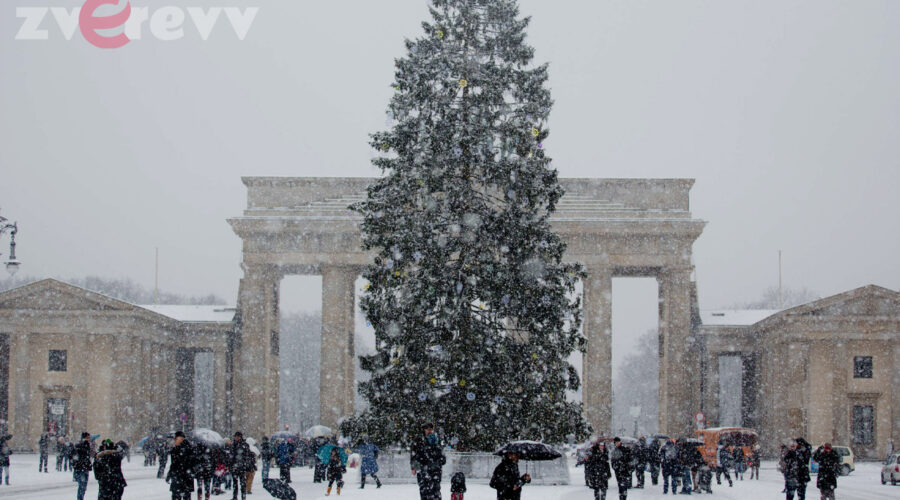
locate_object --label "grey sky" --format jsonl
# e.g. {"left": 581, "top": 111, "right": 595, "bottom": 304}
{"left": 1, "top": 1, "right": 898, "bottom": 363}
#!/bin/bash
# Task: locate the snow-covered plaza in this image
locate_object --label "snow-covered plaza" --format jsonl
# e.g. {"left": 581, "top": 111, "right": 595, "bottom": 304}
{"left": 1, "top": 454, "right": 897, "bottom": 500}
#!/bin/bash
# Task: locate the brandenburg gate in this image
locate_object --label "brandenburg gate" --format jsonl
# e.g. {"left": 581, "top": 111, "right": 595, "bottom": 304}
{"left": 228, "top": 177, "right": 705, "bottom": 439}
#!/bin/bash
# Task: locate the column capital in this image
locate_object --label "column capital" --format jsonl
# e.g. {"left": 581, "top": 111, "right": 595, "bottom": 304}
{"left": 658, "top": 266, "right": 693, "bottom": 283}
{"left": 240, "top": 263, "right": 283, "bottom": 282}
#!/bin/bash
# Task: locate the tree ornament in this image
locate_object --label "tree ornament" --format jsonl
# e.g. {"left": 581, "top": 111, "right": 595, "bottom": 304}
{"left": 435, "top": 29, "right": 444, "bottom": 39}
{"left": 530, "top": 127, "right": 540, "bottom": 137}
{"left": 458, "top": 79, "right": 468, "bottom": 88}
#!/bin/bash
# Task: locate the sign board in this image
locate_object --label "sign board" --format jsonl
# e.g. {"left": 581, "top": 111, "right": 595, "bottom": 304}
{"left": 629, "top": 406, "right": 641, "bottom": 419}
{"left": 695, "top": 412, "right": 705, "bottom": 423}
{"left": 49, "top": 403, "right": 65, "bottom": 415}
{"left": 179, "top": 413, "right": 188, "bottom": 422}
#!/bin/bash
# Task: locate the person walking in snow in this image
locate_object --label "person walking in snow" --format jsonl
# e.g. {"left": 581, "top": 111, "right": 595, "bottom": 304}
{"left": 194, "top": 443, "right": 216, "bottom": 500}
{"left": 357, "top": 437, "right": 382, "bottom": 489}
{"left": 647, "top": 437, "right": 661, "bottom": 486}
{"left": 259, "top": 436, "right": 272, "bottom": 481}
{"left": 659, "top": 439, "right": 679, "bottom": 494}
{"left": 38, "top": 432, "right": 51, "bottom": 473}
{"left": 229, "top": 432, "right": 254, "bottom": 500}
{"left": 0, "top": 434, "right": 11, "bottom": 485}
{"left": 450, "top": 471, "right": 467, "bottom": 500}
{"left": 63, "top": 437, "right": 74, "bottom": 472}
{"left": 166, "top": 431, "right": 195, "bottom": 500}
{"left": 325, "top": 447, "right": 346, "bottom": 496}
{"left": 72, "top": 432, "right": 94, "bottom": 500}
{"left": 93, "top": 439, "right": 127, "bottom": 500}
{"left": 56, "top": 436, "right": 66, "bottom": 471}
{"left": 490, "top": 451, "right": 531, "bottom": 500}
{"left": 633, "top": 436, "right": 647, "bottom": 488}
{"left": 716, "top": 443, "right": 733, "bottom": 487}
{"left": 749, "top": 445, "right": 761, "bottom": 480}
{"left": 812, "top": 443, "right": 840, "bottom": 500}
{"left": 585, "top": 440, "right": 611, "bottom": 500}
{"left": 157, "top": 435, "right": 171, "bottom": 479}
{"left": 782, "top": 440, "right": 804, "bottom": 500}
{"left": 795, "top": 437, "right": 812, "bottom": 500}
{"left": 675, "top": 438, "right": 694, "bottom": 494}
{"left": 410, "top": 422, "right": 446, "bottom": 500}
{"left": 276, "top": 438, "right": 294, "bottom": 483}
{"left": 732, "top": 445, "right": 746, "bottom": 480}
{"left": 609, "top": 437, "right": 633, "bottom": 500}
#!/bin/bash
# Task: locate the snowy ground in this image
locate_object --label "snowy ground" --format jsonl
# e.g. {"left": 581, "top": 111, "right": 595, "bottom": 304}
{"left": 1, "top": 454, "right": 896, "bottom": 499}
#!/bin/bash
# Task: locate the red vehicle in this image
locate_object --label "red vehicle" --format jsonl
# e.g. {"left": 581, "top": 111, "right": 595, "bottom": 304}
{"left": 693, "top": 428, "right": 758, "bottom": 467}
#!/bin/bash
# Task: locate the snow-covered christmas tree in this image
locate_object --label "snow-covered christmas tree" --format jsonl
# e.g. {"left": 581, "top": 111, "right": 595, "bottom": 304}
{"left": 345, "top": 0, "right": 590, "bottom": 451}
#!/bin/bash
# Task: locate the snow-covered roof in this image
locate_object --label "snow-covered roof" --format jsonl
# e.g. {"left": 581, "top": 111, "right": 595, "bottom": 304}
{"left": 700, "top": 309, "right": 780, "bottom": 327}
{"left": 139, "top": 305, "right": 236, "bottom": 323}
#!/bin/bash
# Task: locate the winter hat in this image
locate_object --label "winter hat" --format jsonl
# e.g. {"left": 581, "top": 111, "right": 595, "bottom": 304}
{"left": 422, "top": 422, "right": 434, "bottom": 431}
{"left": 234, "top": 431, "right": 243, "bottom": 439}
{"left": 81, "top": 432, "right": 91, "bottom": 440}
{"left": 174, "top": 431, "right": 185, "bottom": 438}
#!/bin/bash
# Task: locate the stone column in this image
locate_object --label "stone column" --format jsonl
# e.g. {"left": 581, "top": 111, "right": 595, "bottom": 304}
{"left": 10, "top": 333, "right": 30, "bottom": 449}
{"left": 233, "top": 265, "right": 280, "bottom": 438}
{"left": 657, "top": 266, "right": 695, "bottom": 437}
{"left": 320, "top": 266, "right": 357, "bottom": 429}
{"left": 213, "top": 347, "right": 228, "bottom": 432}
{"left": 582, "top": 266, "right": 612, "bottom": 434}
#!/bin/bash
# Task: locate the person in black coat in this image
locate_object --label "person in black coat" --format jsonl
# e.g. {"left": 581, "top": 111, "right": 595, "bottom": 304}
{"left": 194, "top": 444, "right": 216, "bottom": 500}
{"left": 229, "top": 432, "right": 254, "bottom": 500}
{"left": 584, "top": 441, "right": 611, "bottom": 500}
{"left": 72, "top": 432, "right": 94, "bottom": 500}
{"left": 38, "top": 432, "right": 51, "bottom": 473}
{"left": 94, "top": 439, "right": 127, "bottom": 500}
{"left": 325, "top": 447, "right": 346, "bottom": 496}
{"left": 633, "top": 437, "right": 647, "bottom": 489}
{"left": 410, "top": 423, "right": 446, "bottom": 500}
{"left": 115, "top": 440, "right": 130, "bottom": 463}
{"left": 609, "top": 438, "right": 632, "bottom": 500}
{"left": 812, "top": 443, "right": 840, "bottom": 500}
{"left": 157, "top": 436, "right": 171, "bottom": 479}
{"left": 782, "top": 441, "right": 804, "bottom": 500}
{"left": 647, "top": 438, "right": 661, "bottom": 486}
{"left": 795, "top": 437, "right": 812, "bottom": 500}
{"left": 490, "top": 452, "right": 531, "bottom": 500}
{"left": 658, "top": 439, "right": 680, "bottom": 494}
{"left": 0, "top": 434, "right": 12, "bottom": 486}
{"left": 716, "top": 444, "right": 733, "bottom": 487}
{"left": 166, "top": 431, "right": 195, "bottom": 500}
{"left": 259, "top": 436, "right": 272, "bottom": 481}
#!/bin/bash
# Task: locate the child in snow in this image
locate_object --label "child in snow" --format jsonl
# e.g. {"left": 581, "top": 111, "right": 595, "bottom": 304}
{"left": 451, "top": 471, "right": 467, "bottom": 500}
{"left": 326, "top": 448, "right": 346, "bottom": 496}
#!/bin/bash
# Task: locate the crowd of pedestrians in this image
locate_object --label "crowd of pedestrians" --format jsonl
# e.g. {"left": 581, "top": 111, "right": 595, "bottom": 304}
{"left": 0, "top": 424, "right": 856, "bottom": 500}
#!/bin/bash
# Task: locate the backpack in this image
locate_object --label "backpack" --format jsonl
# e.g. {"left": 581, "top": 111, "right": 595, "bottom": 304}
{"left": 665, "top": 445, "right": 678, "bottom": 461}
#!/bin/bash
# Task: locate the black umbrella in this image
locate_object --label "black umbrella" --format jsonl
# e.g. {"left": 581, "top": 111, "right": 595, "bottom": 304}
{"left": 494, "top": 441, "right": 562, "bottom": 461}
{"left": 263, "top": 478, "right": 297, "bottom": 500}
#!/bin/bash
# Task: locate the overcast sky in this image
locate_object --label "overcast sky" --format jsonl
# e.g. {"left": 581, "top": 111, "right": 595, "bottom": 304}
{"left": 1, "top": 0, "right": 898, "bottom": 362}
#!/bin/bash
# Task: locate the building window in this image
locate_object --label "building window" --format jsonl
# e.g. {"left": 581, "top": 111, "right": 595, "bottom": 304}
{"left": 851, "top": 405, "right": 874, "bottom": 445}
{"left": 853, "top": 356, "right": 873, "bottom": 378}
{"left": 48, "top": 350, "right": 67, "bottom": 372}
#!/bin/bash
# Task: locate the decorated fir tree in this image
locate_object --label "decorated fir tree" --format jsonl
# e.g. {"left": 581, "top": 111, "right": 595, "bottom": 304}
{"left": 345, "top": 0, "right": 589, "bottom": 451}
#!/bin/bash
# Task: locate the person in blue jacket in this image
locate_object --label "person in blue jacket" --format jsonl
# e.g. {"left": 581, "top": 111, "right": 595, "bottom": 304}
{"left": 356, "top": 437, "right": 382, "bottom": 489}
{"left": 276, "top": 438, "right": 295, "bottom": 483}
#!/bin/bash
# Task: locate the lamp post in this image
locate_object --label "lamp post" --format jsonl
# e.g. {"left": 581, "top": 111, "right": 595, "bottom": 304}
{"left": 0, "top": 212, "right": 20, "bottom": 277}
